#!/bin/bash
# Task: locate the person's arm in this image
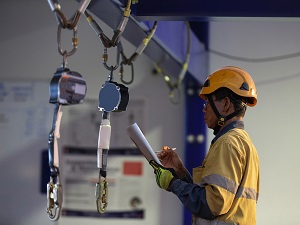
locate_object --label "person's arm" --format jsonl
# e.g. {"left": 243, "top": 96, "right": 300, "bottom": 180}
{"left": 157, "top": 146, "right": 187, "bottom": 177}
{"left": 181, "top": 171, "right": 193, "bottom": 183}
{"left": 156, "top": 147, "right": 215, "bottom": 219}
{"left": 169, "top": 179, "right": 216, "bottom": 220}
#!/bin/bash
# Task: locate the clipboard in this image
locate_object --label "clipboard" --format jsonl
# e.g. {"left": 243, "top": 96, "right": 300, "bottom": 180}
{"left": 126, "top": 123, "right": 161, "bottom": 165}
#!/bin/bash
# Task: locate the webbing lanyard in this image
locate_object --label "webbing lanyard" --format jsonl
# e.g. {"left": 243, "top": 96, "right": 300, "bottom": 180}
{"left": 95, "top": 111, "right": 111, "bottom": 213}
{"left": 47, "top": 103, "right": 63, "bottom": 221}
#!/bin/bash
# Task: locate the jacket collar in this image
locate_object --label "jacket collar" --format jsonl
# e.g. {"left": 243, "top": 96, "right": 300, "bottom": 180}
{"left": 211, "top": 120, "right": 244, "bottom": 144}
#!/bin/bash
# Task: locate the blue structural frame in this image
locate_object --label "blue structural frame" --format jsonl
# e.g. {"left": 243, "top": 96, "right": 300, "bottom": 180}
{"left": 183, "top": 73, "right": 207, "bottom": 225}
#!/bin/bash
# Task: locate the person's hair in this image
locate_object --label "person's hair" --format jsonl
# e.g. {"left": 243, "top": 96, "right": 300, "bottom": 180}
{"left": 212, "top": 87, "right": 248, "bottom": 117}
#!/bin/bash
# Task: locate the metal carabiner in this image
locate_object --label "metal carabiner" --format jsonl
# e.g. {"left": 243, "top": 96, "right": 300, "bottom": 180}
{"left": 57, "top": 24, "right": 78, "bottom": 62}
{"left": 102, "top": 44, "right": 121, "bottom": 72}
{"left": 47, "top": 176, "right": 63, "bottom": 221}
{"left": 95, "top": 178, "right": 108, "bottom": 213}
{"left": 119, "top": 62, "right": 134, "bottom": 85}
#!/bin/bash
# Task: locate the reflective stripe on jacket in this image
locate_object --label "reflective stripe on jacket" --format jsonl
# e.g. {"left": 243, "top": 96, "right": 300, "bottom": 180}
{"left": 192, "top": 217, "right": 235, "bottom": 225}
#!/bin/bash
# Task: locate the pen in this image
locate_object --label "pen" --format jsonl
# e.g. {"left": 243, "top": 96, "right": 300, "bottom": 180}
{"left": 155, "top": 148, "right": 176, "bottom": 153}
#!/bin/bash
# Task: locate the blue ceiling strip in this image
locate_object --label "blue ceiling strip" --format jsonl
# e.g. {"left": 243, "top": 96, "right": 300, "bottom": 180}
{"left": 133, "top": 0, "right": 300, "bottom": 20}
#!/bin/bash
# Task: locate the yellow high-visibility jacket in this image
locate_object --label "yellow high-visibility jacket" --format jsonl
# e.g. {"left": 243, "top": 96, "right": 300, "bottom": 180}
{"left": 170, "top": 121, "right": 259, "bottom": 225}
{"left": 193, "top": 122, "right": 259, "bottom": 225}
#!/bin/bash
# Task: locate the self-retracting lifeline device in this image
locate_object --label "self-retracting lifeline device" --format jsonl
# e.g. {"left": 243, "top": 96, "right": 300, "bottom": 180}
{"left": 47, "top": 67, "right": 87, "bottom": 221}
{"left": 47, "top": 61, "right": 87, "bottom": 221}
{"left": 95, "top": 45, "right": 129, "bottom": 213}
{"left": 84, "top": 3, "right": 133, "bottom": 213}
{"left": 47, "top": 55, "right": 87, "bottom": 221}
{"left": 46, "top": 0, "right": 90, "bottom": 221}
{"left": 84, "top": 4, "right": 158, "bottom": 213}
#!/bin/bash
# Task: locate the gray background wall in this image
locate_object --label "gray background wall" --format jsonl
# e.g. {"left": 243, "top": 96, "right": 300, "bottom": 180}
{"left": 1, "top": 0, "right": 300, "bottom": 225}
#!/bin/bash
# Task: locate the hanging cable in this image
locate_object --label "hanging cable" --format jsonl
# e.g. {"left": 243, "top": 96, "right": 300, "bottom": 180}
{"left": 84, "top": 0, "right": 132, "bottom": 48}
{"left": 178, "top": 22, "right": 191, "bottom": 86}
{"left": 256, "top": 72, "right": 300, "bottom": 86}
{"left": 113, "top": 0, "right": 132, "bottom": 45}
{"left": 153, "top": 21, "right": 191, "bottom": 104}
{"left": 208, "top": 48, "right": 300, "bottom": 63}
{"left": 47, "top": 0, "right": 91, "bottom": 29}
{"left": 119, "top": 21, "right": 158, "bottom": 84}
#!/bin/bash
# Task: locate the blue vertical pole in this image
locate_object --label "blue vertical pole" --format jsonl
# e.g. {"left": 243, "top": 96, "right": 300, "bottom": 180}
{"left": 183, "top": 73, "right": 207, "bottom": 225}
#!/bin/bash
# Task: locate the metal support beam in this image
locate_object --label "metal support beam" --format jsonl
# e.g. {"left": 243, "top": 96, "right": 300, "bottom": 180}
{"left": 79, "top": 0, "right": 208, "bottom": 83}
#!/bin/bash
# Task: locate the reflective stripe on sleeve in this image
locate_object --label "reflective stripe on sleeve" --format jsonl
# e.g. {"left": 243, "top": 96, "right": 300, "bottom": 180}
{"left": 236, "top": 185, "right": 259, "bottom": 201}
{"left": 200, "top": 174, "right": 258, "bottom": 201}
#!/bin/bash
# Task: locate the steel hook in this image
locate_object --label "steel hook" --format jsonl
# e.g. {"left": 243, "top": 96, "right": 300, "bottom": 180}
{"left": 95, "top": 178, "right": 108, "bottom": 213}
{"left": 47, "top": 176, "right": 63, "bottom": 221}
{"left": 47, "top": 205, "right": 61, "bottom": 221}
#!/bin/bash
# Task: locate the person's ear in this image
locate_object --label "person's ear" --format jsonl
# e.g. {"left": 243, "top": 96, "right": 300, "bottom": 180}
{"left": 222, "top": 97, "right": 231, "bottom": 112}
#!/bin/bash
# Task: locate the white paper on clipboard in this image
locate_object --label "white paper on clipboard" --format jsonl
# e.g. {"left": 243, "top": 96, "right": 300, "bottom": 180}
{"left": 126, "top": 123, "right": 161, "bottom": 165}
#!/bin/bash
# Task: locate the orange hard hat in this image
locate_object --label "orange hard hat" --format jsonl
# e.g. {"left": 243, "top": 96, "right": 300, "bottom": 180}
{"left": 199, "top": 66, "right": 257, "bottom": 106}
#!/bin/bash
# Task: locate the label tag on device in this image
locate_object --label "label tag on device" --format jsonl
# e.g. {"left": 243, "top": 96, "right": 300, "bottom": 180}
{"left": 49, "top": 67, "right": 87, "bottom": 105}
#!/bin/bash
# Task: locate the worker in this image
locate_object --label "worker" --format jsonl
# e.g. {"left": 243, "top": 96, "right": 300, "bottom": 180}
{"left": 150, "top": 66, "right": 259, "bottom": 225}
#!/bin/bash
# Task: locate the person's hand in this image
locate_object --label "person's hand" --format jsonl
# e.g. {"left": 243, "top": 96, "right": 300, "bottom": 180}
{"left": 157, "top": 146, "right": 188, "bottom": 179}
{"left": 149, "top": 160, "right": 176, "bottom": 190}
